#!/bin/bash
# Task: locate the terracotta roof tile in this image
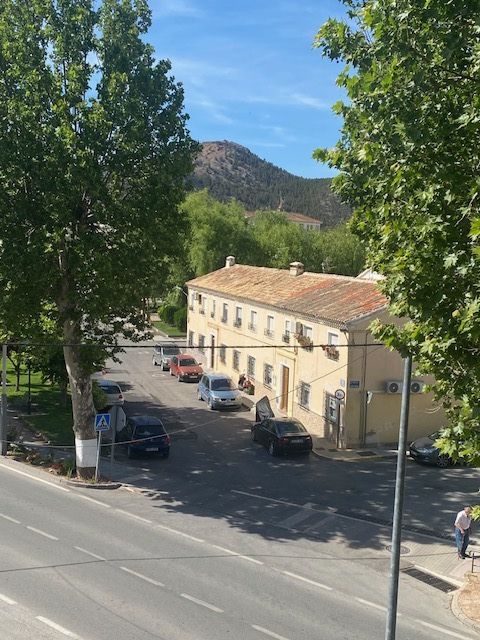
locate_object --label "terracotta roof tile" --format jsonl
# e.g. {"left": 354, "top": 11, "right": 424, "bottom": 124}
{"left": 187, "top": 264, "right": 387, "bottom": 325}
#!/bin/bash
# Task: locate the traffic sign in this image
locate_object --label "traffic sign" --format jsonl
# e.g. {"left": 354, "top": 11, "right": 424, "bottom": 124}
{"left": 95, "top": 413, "right": 111, "bottom": 432}
{"left": 334, "top": 389, "right": 345, "bottom": 401}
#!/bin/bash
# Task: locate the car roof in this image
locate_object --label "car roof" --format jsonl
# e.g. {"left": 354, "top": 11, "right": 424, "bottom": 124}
{"left": 98, "top": 379, "right": 120, "bottom": 388}
{"left": 128, "top": 415, "right": 164, "bottom": 426}
{"left": 204, "top": 373, "right": 232, "bottom": 380}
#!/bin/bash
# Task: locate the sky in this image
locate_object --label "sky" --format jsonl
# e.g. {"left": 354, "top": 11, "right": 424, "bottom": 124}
{"left": 148, "top": 0, "right": 347, "bottom": 179}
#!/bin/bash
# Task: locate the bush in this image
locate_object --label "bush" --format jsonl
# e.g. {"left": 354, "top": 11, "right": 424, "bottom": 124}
{"left": 158, "top": 304, "right": 177, "bottom": 325}
{"left": 173, "top": 306, "right": 187, "bottom": 331}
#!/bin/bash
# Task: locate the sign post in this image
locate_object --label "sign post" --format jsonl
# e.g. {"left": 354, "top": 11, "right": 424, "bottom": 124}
{"left": 334, "top": 389, "right": 345, "bottom": 449}
{"left": 94, "top": 413, "right": 111, "bottom": 482}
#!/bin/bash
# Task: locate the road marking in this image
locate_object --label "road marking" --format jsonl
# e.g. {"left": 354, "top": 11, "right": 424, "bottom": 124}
{"left": 210, "top": 544, "right": 263, "bottom": 565}
{"left": 26, "top": 526, "right": 58, "bottom": 541}
{"left": 74, "top": 546, "right": 106, "bottom": 561}
{"left": 76, "top": 494, "right": 111, "bottom": 508}
{"left": 278, "top": 504, "right": 317, "bottom": 528}
{"left": 0, "top": 513, "right": 21, "bottom": 524}
{"left": 180, "top": 593, "right": 223, "bottom": 613}
{"left": 156, "top": 524, "right": 204, "bottom": 543}
{"left": 252, "top": 624, "right": 290, "bottom": 639}
{"left": 415, "top": 620, "right": 476, "bottom": 639}
{"left": 355, "top": 597, "right": 387, "bottom": 612}
{"left": 36, "top": 616, "right": 79, "bottom": 637}
{"left": 115, "top": 509, "right": 152, "bottom": 524}
{"left": 120, "top": 567, "right": 164, "bottom": 587}
{"left": 232, "top": 490, "right": 307, "bottom": 510}
{"left": 282, "top": 571, "right": 333, "bottom": 591}
{"left": 0, "top": 463, "right": 70, "bottom": 492}
{"left": 0, "top": 593, "right": 17, "bottom": 605}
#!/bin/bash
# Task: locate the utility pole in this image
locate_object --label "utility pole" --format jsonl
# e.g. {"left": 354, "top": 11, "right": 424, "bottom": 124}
{"left": 385, "top": 354, "right": 412, "bottom": 640}
{"left": 1, "top": 344, "right": 7, "bottom": 455}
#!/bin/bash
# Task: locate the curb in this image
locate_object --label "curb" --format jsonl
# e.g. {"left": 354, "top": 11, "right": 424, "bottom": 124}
{"left": 63, "top": 479, "right": 122, "bottom": 490}
{"left": 451, "top": 583, "right": 480, "bottom": 633}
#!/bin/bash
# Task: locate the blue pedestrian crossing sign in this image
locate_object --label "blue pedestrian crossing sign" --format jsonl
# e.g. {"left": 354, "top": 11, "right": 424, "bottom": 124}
{"left": 95, "top": 413, "right": 111, "bottom": 432}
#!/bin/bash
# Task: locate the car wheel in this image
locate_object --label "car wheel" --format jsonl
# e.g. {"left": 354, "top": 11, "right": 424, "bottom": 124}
{"left": 268, "top": 440, "right": 277, "bottom": 457}
{"left": 152, "top": 359, "right": 157, "bottom": 366}
{"left": 208, "top": 397, "right": 215, "bottom": 410}
{"left": 197, "top": 390, "right": 203, "bottom": 401}
{"left": 436, "top": 454, "right": 451, "bottom": 468}
{"left": 127, "top": 446, "right": 135, "bottom": 459}
{"left": 251, "top": 428, "right": 258, "bottom": 442}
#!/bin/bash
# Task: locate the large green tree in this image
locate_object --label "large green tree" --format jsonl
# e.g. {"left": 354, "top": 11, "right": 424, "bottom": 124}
{"left": 315, "top": 0, "right": 480, "bottom": 463}
{"left": 0, "top": 0, "right": 198, "bottom": 476}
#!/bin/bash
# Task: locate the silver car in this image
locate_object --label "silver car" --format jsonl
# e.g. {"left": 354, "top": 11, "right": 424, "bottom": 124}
{"left": 97, "top": 380, "right": 124, "bottom": 407}
{"left": 197, "top": 374, "right": 242, "bottom": 410}
{"left": 152, "top": 344, "right": 181, "bottom": 370}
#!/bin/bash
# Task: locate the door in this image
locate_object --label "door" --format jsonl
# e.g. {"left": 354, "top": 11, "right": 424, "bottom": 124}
{"left": 280, "top": 365, "right": 289, "bottom": 411}
{"left": 210, "top": 334, "right": 215, "bottom": 369}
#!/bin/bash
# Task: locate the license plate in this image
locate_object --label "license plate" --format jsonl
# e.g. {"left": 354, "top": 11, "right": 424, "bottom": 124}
{"left": 291, "top": 438, "right": 304, "bottom": 443}
{"left": 146, "top": 447, "right": 158, "bottom": 452}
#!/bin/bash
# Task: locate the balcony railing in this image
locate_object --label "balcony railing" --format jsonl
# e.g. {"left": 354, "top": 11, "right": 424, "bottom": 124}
{"left": 221, "top": 316, "right": 228, "bottom": 324}
{"left": 210, "top": 311, "right": 215, "bottom": 318}
{"left": 199, "top": 308, "right": 205, "bottom": 315}
{"left": 325, "top": 345, "right": 339, "bottom": 360}
{"left": 248, "top": 323, "right": 257, "bottom": 332}
{"left": 296, "top": 333, "right": 313, "bottom": 351}
{"left": 264, "top": 328, "right": 274, "bottom": 338}
{"left": 282, "top": 333, "right": 290, "bottom": 343}
{"left": 234, "top": 319, "right": 242, "bottom": 328}
{"left": 188, "top": 305, "right": 194, "bottom": 311}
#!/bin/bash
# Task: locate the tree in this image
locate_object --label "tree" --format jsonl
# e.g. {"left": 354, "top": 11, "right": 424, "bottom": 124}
{"left": 315, "top": 0, "right": 480, "bottom": 464}
{"left": 0, "top": 0, "right": 198, "bottom": 476}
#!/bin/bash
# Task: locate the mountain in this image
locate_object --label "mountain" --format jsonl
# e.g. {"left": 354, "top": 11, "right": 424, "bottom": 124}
{"left": 190, "top": 140, "right": 351, "bottom": 226}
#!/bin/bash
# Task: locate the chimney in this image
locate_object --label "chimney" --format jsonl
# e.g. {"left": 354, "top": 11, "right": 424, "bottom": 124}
{"left": 225, "top": 256, "right": 236, "bottom": 268}
{"left": 289, "top": 261, "right": 304, "bottom": 277}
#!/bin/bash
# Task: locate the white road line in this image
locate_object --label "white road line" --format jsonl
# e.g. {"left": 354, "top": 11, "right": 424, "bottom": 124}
{"left": 210, "top": 544, "right": 263, "bottom": 565}
{"left": 156, "top": 524, "right": 204, "bottom": 543}
{"left": 0, "top": 593, "right": 17, "bottom": 605}
{"left": 232, "top": 490, "right": 305, "bottom": 510}
{"left": 180, "top": 593, "right": 223, "bottom": 613}
{"left": 415, "top": 620, "right": 476, "bottom": 639}
{"left": 355, "top": 597, "right": 387, "bottom": 612}
{"left": 74, "top": 546, "right": 106, "bottom": 561}
{"left": 0, "top": 462, "right": 70, "bottom": 492}
{"left": 36, "top": 616, "right": 79, "bottom": 638}
{"left": 0, "top": 513, "right": 21, "bottom": 524}
{"left": 115, "top": 509, "right": 152, "bottom": 524}
{"left": 26, "top": 526, "right": 58, "bottom": 541}
{"left": 120, "top": 567, "right": 164, "bottom": 587}
{"left": 76, "top": 494, "right": 111, "bottom": 508}
{"left": 252, "top": 624, "right": 290, "bottom": 640}
{"left": 282, "top": 571, "right": 333, "bottom": 591}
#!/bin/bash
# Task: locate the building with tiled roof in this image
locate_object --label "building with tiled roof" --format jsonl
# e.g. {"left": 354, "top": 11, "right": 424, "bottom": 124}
{"left": 186, "top": 258, "right": 444, "bottom": 448}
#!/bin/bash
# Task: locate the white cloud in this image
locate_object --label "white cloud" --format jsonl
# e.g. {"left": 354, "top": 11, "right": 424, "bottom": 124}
{"left": 169, "top": 57, "right": 237, "bottom": 88}
{"left": 190, "top": 97, "right": 234, "bottom": 125}
{"left": 290, "top": 92, "right": 329, "bottom": 110}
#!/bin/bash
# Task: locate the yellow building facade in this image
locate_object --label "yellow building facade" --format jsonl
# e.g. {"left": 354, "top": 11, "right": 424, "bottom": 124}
{"left": 186, "top": 258, "right": 444, "bottom": 448}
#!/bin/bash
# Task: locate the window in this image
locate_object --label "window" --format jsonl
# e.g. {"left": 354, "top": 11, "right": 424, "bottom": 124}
{"left": 219, "top": 344, "right": 226, "bottom": 364}
{"left": 282, "top": 320, "right": 291, "bottom": 343}
{"left": 299, "top": 382, "right": 311, "bottom": 409}
{"left": 326, "top": 332, "right": 339, "bottom": 360}
{"left": 326, "top": 394, "right": 337, "bottom": 422}
{"left": 303, "top": 325, "right": 313, "bottom": 339}
{"left": 188, "top": 331, "right": 194, "bottom": 347}
{"left": 328, "top": 332, "right": 338, "bottom": 345}
{"left": 210, "top": 299, "right": 216, "bottom": 318}
{"left": 247, "top": 355, "right": 256, "bottom": 378}
{"left": 198, "top": 334, "right": 205, "bottom": 353}
{"left": 233, "top": 350, "right": 240, "bottom": 371}
{"left": 248, "top": 310, "right": 257, "bottom": 332}
{"left": 222, "top": 303, "right": 228, "bottom": 323}
{"left": 265, "top": 315, "right": 274, "bottom": 338}
{"left": 234, "top": 306, "right": 242, "bottom": 327}
{"left": 200, "top": 296, "right": 206, "bottom": 315}
{"left": 263, "top": 364, "right": 273, "bottom": 388}
{"left": 189, "top": 293, "right": 194, "bottom": 310}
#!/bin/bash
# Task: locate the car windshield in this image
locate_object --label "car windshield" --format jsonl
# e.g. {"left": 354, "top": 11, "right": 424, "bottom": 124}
{"left": 100, "top": 384, "right": 121, "bottom": 395}
{"left": 163, "top": 347, "right": 180, "bottom": 355}
{"left": 135, "top": 425, "right": 166, "bottom": 437}
{"left": 211, "top": 378, "right": 235, "bottom": 391}
{"left": 179, "top": 358, "right": 197, "bottom": 366}
{"left": 276, "top": 420, "right": 307, "bottom": 435}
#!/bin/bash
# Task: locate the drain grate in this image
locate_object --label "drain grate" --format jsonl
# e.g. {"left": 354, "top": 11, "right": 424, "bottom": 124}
{"left": 401, "top": 567, "right": 457, "bottom": 593}
{"left": 386, "top": 544, "right": 410, "bottom": 555}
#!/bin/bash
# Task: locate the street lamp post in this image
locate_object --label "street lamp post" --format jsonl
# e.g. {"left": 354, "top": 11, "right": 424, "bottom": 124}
{"left": 175, "top": 285, "right": 188, "bottom": 299}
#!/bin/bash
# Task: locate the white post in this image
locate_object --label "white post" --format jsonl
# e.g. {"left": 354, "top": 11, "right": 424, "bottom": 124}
{"left": 95, "top": 431, "right": 102, "bottom": 482}
{"left": 1, "top": 344, "right": 7, "bottom": 455}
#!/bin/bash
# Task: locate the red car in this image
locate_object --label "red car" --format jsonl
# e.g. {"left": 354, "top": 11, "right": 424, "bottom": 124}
{"left": 169, "top": 354, "right": 203, "bottom": 382}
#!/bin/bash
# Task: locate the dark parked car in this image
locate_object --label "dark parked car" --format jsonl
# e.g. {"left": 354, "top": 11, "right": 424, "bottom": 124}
{"left": 119, "top": 415, "right": 170, "bottom": 459}
{"left": 251, "top": 417, "right": 313, "bottom": 456}
{"left": 409, "top": 432, "right": 451, "bottom": 467}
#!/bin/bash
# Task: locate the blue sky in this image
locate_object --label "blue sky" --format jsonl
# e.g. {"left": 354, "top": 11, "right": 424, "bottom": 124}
{"left": 149, "top": 0, "right": 346, "bottom": 178}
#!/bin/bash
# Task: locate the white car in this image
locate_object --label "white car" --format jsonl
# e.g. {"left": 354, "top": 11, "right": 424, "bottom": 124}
{"left": 152, "top": 344, "right": 181, "bottom": 370}
{"left": 97, "top": 379, "right": 124, "bottom": 407}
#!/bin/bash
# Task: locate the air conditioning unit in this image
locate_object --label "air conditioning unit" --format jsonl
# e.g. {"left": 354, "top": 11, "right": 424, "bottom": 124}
{"left": 410, "top": 380, "right": 425, "bottom": 394}
{"left": 386, "top": 380, "right": 403, "bottom": 394}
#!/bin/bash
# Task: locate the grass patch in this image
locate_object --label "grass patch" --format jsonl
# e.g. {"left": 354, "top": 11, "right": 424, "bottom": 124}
{"left": 152, "top": 320, "right": 186, "bottom": 337}
{"left": 4, "top": 363, "right": 74, "bottom": 446}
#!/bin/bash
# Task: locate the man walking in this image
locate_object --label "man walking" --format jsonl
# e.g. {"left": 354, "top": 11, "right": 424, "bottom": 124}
{"left": 454, "top": 505, "right": 472, "bottom": 559}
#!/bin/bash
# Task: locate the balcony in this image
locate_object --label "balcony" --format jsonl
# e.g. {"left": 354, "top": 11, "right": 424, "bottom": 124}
{"left": 248, "top": 322, "right": 257, "bottom": 332}
{"left": 324, "top": 345, "right": 339, "bottom": 360}
{"left": 234, "top": 319, "right": 242, "bottom": 328}
{"left": 210, "top": 311, "right": 215, "bottom": 318}
{"left": 188, "top": 304, "right": 194, "bottom": 311}
{"left": 282, "top": 333, "right": 290, "bottom": 344}
{"left": 221, "top": 316, "right": 228, "bottom": 324}
{"left": 264, "top": 328, "right": 274, "bottom": 338}
{"left": 199, "top": 308, "right": 205, "bottom": 315}
{"left": 296, "top": 333, "right": 313, "bottom": 351}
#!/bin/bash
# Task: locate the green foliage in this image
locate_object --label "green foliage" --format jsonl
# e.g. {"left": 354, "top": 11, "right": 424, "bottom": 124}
{"left": 173, "top": 306, "right": 187, "bottom": 331}
{"left": 92, "top": 381, "right": 108, "bottom": 412}
{"left": 159, "top": 304, "right": 177, "bottom": 325}
{"left": 315, "top": 0, "right": 480, "bottom": 464}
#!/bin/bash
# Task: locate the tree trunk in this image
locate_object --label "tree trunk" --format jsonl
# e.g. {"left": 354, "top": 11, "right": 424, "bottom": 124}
{"left": 63, "top": 320, "right": 97, "bottom": 479}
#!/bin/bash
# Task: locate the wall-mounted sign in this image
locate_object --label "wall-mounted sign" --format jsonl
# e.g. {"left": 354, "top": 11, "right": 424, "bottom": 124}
{"left": 349, "top": 380, "right": 360, "bottom": 388}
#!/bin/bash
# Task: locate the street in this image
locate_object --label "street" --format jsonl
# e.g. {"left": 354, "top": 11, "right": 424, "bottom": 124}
{"left": 0, "top": 339, "right": 477, "bottom": 639}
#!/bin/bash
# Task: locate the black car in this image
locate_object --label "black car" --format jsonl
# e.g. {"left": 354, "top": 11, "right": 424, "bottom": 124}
{"left": 118, "top": 415, "right": 170, "bottom": 459}
{"left": 251, "top": 417, "right": 312, "bottom": 456}
{"left": 409, "top": 432, "right": 451, "bottom": 467}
